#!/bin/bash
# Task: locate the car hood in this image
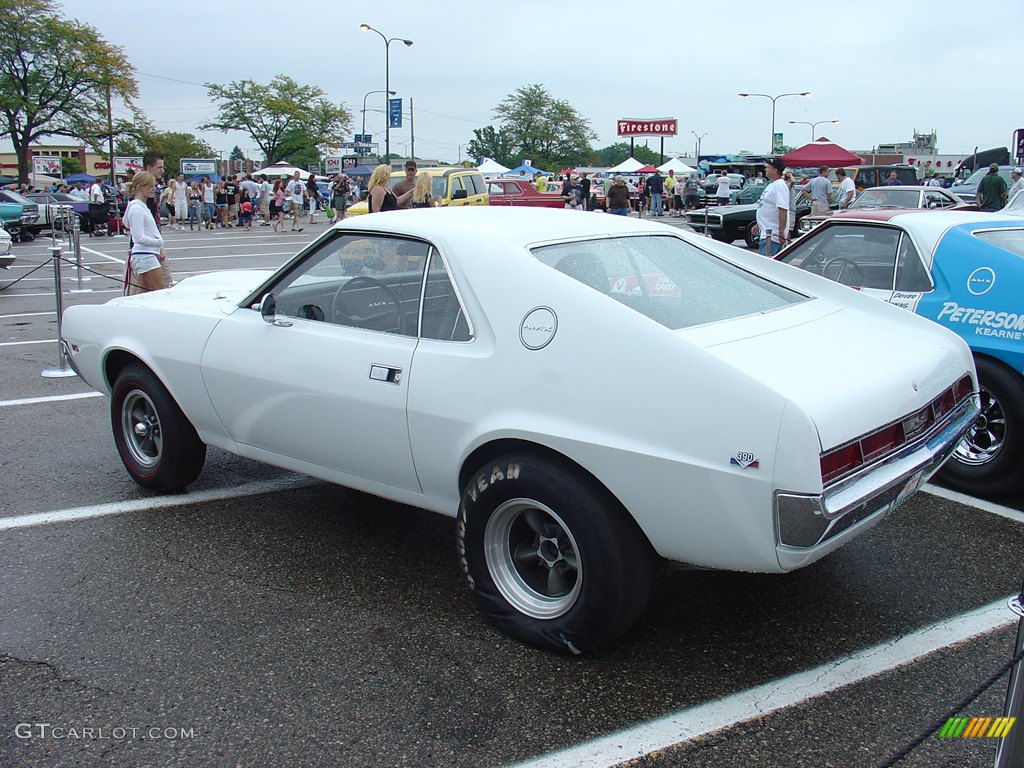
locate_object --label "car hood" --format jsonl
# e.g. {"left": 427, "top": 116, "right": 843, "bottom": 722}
{"left": 680, "top": 298, "right": 971, "bottom": 451}
{"left": 699, "top": 202, "right": 759, "bottom": 215}
{"left": 113, "top": 270, "right": 273, "bottom": 315}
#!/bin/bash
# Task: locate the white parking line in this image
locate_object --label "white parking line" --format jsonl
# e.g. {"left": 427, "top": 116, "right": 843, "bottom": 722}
{"left": 79, "top": 243, "right": 125, "bottom": 264}
{"left": 0, "top": 339, "right": 56, "bottom": 346}
{"left": 922, "top": 483, "right": 1024, "bottom": 525}
{"left": 0, "top": 311, "right": 56, "bottom": 318}
{"left": 0, "top": 289, "right": 121, "bottom": 298}
{"left": 0, "top": 474, "right": 318, "bottom": 532}
{"left": 505, "top": 598, "right": 1017, "bottom": 768}
{"left": 0, "top": 392, "right": 100, "bottom": 407}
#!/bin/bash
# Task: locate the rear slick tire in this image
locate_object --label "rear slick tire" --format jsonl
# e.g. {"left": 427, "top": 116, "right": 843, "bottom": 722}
{"left": 457, "top": 454, "right": 655, "bottom": 654}
{"left": 111, "top": 364, "right": 206, "bottom": 492}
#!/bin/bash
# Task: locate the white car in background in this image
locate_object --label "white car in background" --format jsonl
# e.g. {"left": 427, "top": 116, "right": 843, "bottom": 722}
{"left": 61, "top": 208, "right": 978, "bottom": 653}
{"left": 0, "top": 221, "right": 13, "bottom": 268}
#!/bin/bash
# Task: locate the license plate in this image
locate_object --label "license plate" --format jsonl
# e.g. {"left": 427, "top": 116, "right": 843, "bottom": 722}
{"left": 891, "top": 470, "right": 924, "bottom": 513}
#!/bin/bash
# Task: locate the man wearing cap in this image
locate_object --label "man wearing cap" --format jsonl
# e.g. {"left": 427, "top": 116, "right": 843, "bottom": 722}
{"left": 393, "top": 160, "right": 418, "bottom": 210}
{"left": 753, "top": 158, "right": 791, "bottom": 257}
{"left": 977, "top": 163, "right": 1008, "bottom": 211}
{"left": 1008, "top": 167, "right": 1023, "bottom": 199}
{"left": 606, "top": 175, "right": 630, "bottom": 216}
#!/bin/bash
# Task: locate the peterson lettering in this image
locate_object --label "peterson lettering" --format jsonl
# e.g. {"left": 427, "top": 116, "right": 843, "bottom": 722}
{"left": 937, "top": 302, "right": 1024, "bottom": 331}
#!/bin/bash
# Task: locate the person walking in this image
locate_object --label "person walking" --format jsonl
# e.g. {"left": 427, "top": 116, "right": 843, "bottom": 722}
{"left": 173, "top": 173, "right": 188, "bottom": 230}
{"left": 186, "top": 183, "right": 201, "bottom": 230}
{"left": 271, "top": 179, "right": 286, "bottom": 232}
{"left": 1008, "top": 167, "right": 1023, "bottom": 199}
{"left": 214, "top": 181, "right": 228, "bottom": 227}
{"left": 835, "top": 168, "right": 856, "bottom": 209}
{"left": 715, "top": 173, "right": 731, "bottom": 206}
{"left": 647, "top": 170, "right": 664, "bottom": 216}
{"left": 977, "top": 162, "right": 1008, "bottom": 211}
{"left": 161, "top": 181, "right": 176, "bottom": 228}
{"left": 606, "top": 175, "right": 630, "bottom": 216}
{"left": 287, "top": 171, "right": 305, "bottom": 231}
{"left": 258, "top": 175, "right": 271, "bottom": 225}
{"left": 331, "top": 175, "right": 349, "bottom": 222}
{"left": 306, "top": 174, "right": 321, "bottom": 224}
{"left": 684, "top": 174, "right": 700, "bottom": 211}
{"left": 201, "top": 176, "right": 215, "bottom": 229}
{"left": 224, "top": 175, "right": 239, "bottom": 226}
{"left": 122, "top": 171, "right": 168, "bottom": 293}
{"left": 753, "top": 158, "right": 791, "bottom": 257}
{"left": 580, "top": 172, "right": 592, "bottom": 211}
{"left": 803, "top": 165, "right": 833, "bottom": 215}
{"left": 664, "top": 170, "right": 677, "bottom": 215}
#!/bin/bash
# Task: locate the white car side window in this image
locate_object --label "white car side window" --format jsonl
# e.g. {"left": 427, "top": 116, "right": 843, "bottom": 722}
{"left": 269, "top": 233, "right": 430, "bottom": 336}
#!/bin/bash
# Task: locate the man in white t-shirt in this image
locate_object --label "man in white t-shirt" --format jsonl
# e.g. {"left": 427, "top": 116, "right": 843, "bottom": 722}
{"left": 835, "top": 168, "right": 856, "bottom": 209}
{"left": 754, "top": 158, "right": 791, "bottom": 257}
{"left": 926, "top": 172, "right": 944, "bottom": 188}
{"left": 288, "top": 171, "right": 305, "bottom": 231}
{"left": 715, "top": 174, "right": 732, "bottom": 205}
{"left": 88, "top": 180, "right": 105, "bottom": 203}
{"left": 258, "top": 175, "right": 271, "bottom": 224}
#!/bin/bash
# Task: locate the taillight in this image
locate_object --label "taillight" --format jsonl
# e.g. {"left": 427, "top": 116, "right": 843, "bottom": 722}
{"left": 821, "top": 442, "right": 863, "bottom": 484}
{"left": 862, "top": 423, "right": 905, "bottom": 461}
{"left": 933, "top": 388, "right": 956, "bottom": 420}
{"left": 954, "top": 375, "right": 974, "bottom": 402}
{"left": 901, "top": 407, "right": 934, "bottom": 441}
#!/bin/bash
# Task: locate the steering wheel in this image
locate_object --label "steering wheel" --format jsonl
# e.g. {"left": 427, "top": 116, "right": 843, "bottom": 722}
{"left": 821, "top": 257, "right": 867, "bottom": 286}
{"left": 331, "top": 276, "right": 403, "bottom": 331}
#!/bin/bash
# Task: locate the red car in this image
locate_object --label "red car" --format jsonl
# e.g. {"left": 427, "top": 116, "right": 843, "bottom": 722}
{"left": 485, "top": 178, "right": 565, "bottom": 208}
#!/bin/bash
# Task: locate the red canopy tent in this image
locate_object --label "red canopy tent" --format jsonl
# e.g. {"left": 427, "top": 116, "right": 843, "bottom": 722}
{"left": 780, "top": 137, "right": 864, "bottom": 167}
{"left": 634, "top": 164, "right": 657, "bottom": 174}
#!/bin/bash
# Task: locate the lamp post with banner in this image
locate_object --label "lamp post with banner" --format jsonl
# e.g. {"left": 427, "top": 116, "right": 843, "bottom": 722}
{"left": 359, "top": 24, "right": 413, "bottom": 162}
{"left": 737, "top": 91, "right": 811, "bottom": 154}
{"left": 361, "top": 89, "right": 395, "bottom": 142}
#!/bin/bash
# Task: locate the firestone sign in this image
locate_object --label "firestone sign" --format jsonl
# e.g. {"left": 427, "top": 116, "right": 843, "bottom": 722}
{"left": 617, "top": 118, "right": 678, "bottom": 137}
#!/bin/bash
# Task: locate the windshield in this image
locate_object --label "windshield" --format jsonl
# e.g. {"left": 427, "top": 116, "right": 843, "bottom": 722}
{"left": 852, "top": 189, "right": 919, "bottom": 209}
{"left": 963, "top": 168, "right": 1012, "bottom": 186}
{"left": 0, "top": 190, "right": 34, "bottom": 205}
{"left": 533, "top": 235, "right": 805, "bottom": 330}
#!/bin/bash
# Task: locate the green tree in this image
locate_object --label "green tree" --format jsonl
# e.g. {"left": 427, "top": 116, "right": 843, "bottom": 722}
{"left": 60, "top": 156, "right": 83, "bottom": 176}
{"left": 277, "top": 128, "right": 319, "bottom": 172}
{"left": 0, "top": 0, "right": 138, "bottom": 183}
{"left": 491, "top": 84, "right": 596, "bottom": 169}
{"left": 466, "top": 125, "right": 516, "bottom": 168}
{"left": 114, "top": 122, "right": 215, "bottom": 179}
{"left": 591, "top": 142, "right": 660, "bottom": 167}
{"left": 200, "top": 75, "right": 350, "bottom": 165}
{"left": 229, "top": 145, "right": 246, "bottom": 162}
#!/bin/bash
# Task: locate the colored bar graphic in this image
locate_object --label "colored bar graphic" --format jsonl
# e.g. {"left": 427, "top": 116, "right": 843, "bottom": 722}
{"left": 940, "top": 716, "right": 1015, "bottom": 738}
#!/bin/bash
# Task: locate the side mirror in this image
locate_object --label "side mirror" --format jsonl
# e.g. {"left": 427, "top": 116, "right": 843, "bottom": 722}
{"left": 260, "top": 293, "right": 277, "bottom": 323}
{"left": 259, "top": 293, "right": 292, "bottom": 326}
{"left": 452, "top": 189, "right": 468, "bottom": 200}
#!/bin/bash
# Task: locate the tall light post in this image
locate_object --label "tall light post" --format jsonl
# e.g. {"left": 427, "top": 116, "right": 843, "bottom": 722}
{"left": 737, "top": 91, "right": 810, "bottom": 154}
{"left": 361, "top": 89, "right": 396, "bottom": 143}
{"left": 788, "top": 119, "right": 839, "bottom": 141}
{"left": 359, "top": 23, "right": 413, "bottom": 163}
{"left": 691, "top": 131, "right": 707, "bottom": 164}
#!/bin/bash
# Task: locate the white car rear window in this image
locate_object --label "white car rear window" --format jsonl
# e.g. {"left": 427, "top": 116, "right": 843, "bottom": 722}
{"left": 533, "top": 235, "right": 805, "bottom": 330}
{"left": 973, "top": 228, "right": 1024, "bottom": 257}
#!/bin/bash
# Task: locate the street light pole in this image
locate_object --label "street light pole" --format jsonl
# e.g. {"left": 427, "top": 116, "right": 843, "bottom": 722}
{"left": 361, "top": 89, "right": 396, "bottom": 145}
{"left": 737, "top": 91, "right": 811, "bottom": 154}
{"left": 788, "top": 119, "right": 840, "bottom": 141}
{"left": 691, "top": 131, "right": 707, "bottom": 165}
{"left": 360, "top": 24, "right": 413, "bottom": 165}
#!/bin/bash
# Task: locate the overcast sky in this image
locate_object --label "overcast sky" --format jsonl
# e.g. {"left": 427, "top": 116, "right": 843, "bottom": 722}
{"left": 29, "top": 0, "right": 1020, "bottom": 164}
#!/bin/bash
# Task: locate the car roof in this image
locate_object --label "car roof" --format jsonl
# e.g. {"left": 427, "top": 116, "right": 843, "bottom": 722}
{"left": 823, "top": 209, "right": 1024, "bottom": 254}
{"left": 858, "top": 186, "right": 927, "bottom": 192}
{"left": 390, "top": 167, "right": 478, "bottom": 178}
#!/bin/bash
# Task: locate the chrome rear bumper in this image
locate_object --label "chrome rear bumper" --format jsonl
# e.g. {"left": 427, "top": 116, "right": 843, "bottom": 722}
{"left": 775, "top": 394, "right": 979, "bottom": 552}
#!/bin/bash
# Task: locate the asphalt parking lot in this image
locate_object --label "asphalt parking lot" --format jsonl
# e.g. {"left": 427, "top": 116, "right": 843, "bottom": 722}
{"left": 2, "top": 216, "right": 1022, "bottom": 768}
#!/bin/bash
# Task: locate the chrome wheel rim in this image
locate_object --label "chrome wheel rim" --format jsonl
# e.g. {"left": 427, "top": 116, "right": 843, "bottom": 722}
{"left": 954, "top": 386, "right": 1006, "bottom": 466}
{"left": 484, "top": 499, "right": 582, "bottom": 620}
{"left": 121, "top": 389, "right": 162, "bottom": 468}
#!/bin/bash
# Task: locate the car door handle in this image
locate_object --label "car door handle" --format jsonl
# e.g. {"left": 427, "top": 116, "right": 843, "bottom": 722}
{"left": 369, "top": 365, "right": 402, "bottom": 384}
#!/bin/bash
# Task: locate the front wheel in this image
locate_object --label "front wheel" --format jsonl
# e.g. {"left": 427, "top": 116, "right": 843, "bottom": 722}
{"left": 111, "top": 364, "right": 206, "bottom": 491}
{"left": 457, "top": 454, "right": 655, "bottom": 654}
{"left": 938, "top": 357, "right": 1024, "bottom": 496}
{"left": 743, "top": 225, "right": 758, "bottom": 249}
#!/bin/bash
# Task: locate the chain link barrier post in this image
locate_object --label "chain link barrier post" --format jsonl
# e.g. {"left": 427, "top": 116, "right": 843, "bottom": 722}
{"left": 68, "top": 210, "right": 91, "bottom": 293}
{"left": 995, "top": 581, "right": 1024, "bottom": 767}
{"left": 41, "top": 241, "right": 77, "bottom": 378}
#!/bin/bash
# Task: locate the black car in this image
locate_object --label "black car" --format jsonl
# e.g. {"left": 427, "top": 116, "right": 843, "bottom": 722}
{"left": 684, "top": 186, "right": 809, "bottom": 248}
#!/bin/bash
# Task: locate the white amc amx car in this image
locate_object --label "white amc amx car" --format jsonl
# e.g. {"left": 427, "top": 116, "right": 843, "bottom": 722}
{"left": 62, "top": 207, "right": 979, "bottom": 654}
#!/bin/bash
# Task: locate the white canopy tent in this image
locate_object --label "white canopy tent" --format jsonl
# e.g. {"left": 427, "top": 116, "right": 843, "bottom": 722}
{"left": 658, "top": 157, "right": 699, "bottom": 175}
{"left": 477, "top": 157, "right": 511, "bottom": 175}
{"left": 607, "top": 157, "right": 647, "bottom": 174}
{"left": 250, "top": 162, "right": 310, "bottom": 179}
